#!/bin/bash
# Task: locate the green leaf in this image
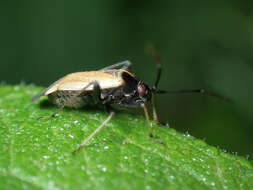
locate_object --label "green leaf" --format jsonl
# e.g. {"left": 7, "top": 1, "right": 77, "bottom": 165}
{"left": 0, "top": 85, "right": 252, "bottom": 190}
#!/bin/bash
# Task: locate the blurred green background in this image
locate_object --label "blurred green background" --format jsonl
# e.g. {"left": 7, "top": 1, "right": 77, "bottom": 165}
{"left": 0, "top": 1, "right": 253, "bottom": 159}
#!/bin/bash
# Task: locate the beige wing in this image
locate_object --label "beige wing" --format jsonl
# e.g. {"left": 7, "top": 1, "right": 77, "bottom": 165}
{"left": 30, "top": 71, "right": 124, "bottom": 102}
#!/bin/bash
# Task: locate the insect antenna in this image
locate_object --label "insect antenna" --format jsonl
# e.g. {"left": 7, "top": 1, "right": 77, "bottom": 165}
{"left": 147, "top": 46, "right": 230, "bottom": 102}
{"left": 147, "top": 45, "right": 230, "bottom": 125}
{"left": 147, "top": 45, "right": 164, "bottom": 123}
{"left": 155, "top": 89, "right": 231, "bottom": 102}
{"left": 148, "top": 45, "right": 162, "bottom": 91}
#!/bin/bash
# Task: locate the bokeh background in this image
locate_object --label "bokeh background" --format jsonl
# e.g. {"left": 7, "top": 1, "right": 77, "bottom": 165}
{"left": 1, "top": 1, "right": 253, "bottom": 159}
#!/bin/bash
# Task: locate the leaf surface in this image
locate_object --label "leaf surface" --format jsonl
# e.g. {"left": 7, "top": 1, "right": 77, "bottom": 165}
{"left": 0, "top": 85, "right": 252, "bottom": 190}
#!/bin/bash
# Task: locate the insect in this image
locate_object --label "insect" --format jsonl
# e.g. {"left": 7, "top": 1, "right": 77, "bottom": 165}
{"left": 31, "top": 53, "right": 227, "bottom": 154}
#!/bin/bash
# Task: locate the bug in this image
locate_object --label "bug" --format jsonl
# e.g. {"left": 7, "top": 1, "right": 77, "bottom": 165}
{"left": 31, "top": 54, "right": 227, "bottom": 154}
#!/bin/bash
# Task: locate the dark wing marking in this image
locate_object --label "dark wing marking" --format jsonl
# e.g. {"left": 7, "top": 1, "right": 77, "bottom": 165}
{"left": 121, "top": 71, "right": 138, "bottom": 93}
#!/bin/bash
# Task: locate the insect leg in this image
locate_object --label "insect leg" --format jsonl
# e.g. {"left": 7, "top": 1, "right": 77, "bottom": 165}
{"left": 151, "top": 94, "right": 159, "bottom": 124}
{"left": 72, "top": 109, "right": 115, "bottom": 154}
{"left": 92, "top": 81, "right": 102, "bottom": 104}
{"left": 142, "top": 104, "right": 163, "bottom": 144}
{"left": 100, "top": 60, "right": 132, "bottom": 71}
{"left": 38, "top": 81, "right": 96, "bottom": 120}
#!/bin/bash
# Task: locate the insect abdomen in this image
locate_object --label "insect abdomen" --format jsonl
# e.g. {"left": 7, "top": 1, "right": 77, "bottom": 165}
{"left": 48, "top": 91, "right": 92, "bottom": 108}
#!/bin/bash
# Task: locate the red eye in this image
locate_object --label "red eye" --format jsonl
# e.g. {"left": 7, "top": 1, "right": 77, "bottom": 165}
{"left": 137, "top": 84, "right": 146, "bottom": 97}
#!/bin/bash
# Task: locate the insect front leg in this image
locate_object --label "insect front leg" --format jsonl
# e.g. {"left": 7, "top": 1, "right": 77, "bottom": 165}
{"left": 142, "top": 104, "right": 163, "bottom": 144}
{"left": 151, "top": 94, "right": 159, "bottom": 124}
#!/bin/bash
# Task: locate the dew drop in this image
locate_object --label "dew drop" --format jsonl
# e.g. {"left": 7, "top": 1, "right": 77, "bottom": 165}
{"left": 43, "top": 155, "right": 49, "bottom": 159}
{"left": 104, "top": 146, "right": 109, "bottom": 150}
{"left": 184, "top": 131, "right": 191, "bottom": 137}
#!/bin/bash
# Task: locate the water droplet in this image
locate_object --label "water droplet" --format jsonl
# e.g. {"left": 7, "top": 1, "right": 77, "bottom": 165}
{"left": 102, "top": 167, "right": 107, "bottom": 172}
{"left": 43, "top": 155, "right": 49, "bottom": 159}
{"left": 104, "top": 146, "right": 109, "bottom": 150}
{"left": 211, "top": 182, "right": 215, "bottom": 186}
{"left": 184, "top": 131, "right": 191, "bottom": 137}
{"left": 170, "top": 175, "right": 175, "bottom": 179}
{"left": 68, "top": 134, "right": 74, "bottom": 139}
{"left": 74, "top": 120, "right": 78, "bottom": 124}
{"left": 124, "top": 156, "right": 128, "bottom": 160}
{"left": 144, "top": 169, "right": 148, "bottom": 173}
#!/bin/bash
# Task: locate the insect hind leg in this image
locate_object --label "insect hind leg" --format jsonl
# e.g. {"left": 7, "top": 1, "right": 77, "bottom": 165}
{"left": 100, "top": 60, "right": 132, "bottom": 71}
{"left": 73, "top": 106, "right": 115, "bottom": 154}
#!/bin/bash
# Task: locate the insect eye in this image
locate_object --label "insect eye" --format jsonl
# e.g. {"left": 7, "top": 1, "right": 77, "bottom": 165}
{"left": 137, "top": 84, "right": 146, "bottom": 97}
